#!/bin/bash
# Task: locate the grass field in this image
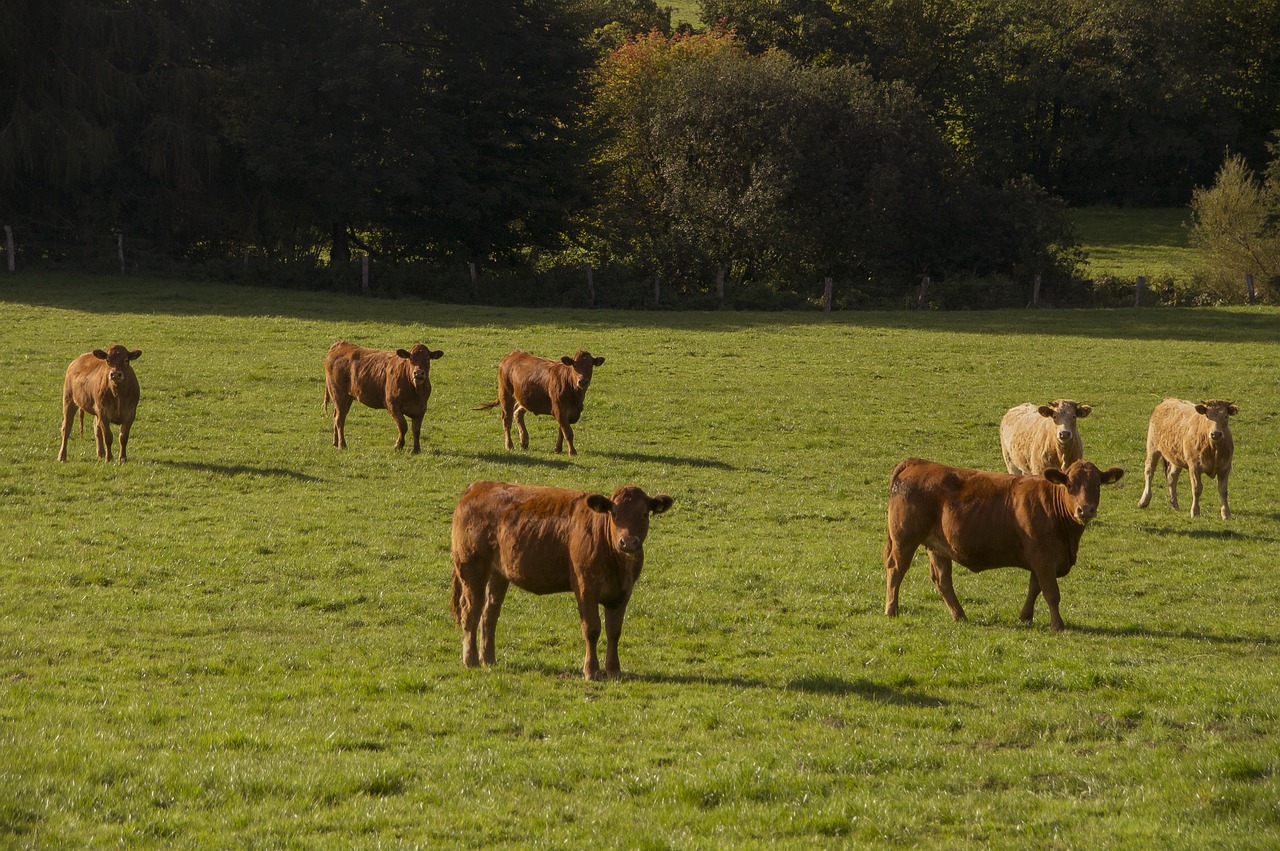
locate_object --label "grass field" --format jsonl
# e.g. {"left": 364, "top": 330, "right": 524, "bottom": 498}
{"left": 2, "top": 274, "right": 1278, "bottom": 847}
{"left": 1072, "top": 207, "right": 1197, "bottom": 281}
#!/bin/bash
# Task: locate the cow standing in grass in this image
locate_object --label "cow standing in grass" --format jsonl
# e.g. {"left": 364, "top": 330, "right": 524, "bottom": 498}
{"left": 450, "top": 481, "right": 674, "bottom": 680}
{"left": 58, "top": 345, "right": 142, "bottom": 463}
{"left": 884, "top": 457, "right": 1124, "bottom": 631}
{"left": 1000, "top": 400, "right": 1091, "bottom": 475}
{"left": 476, "top": 349, "right": 604, "bottom": 455}
{"left": 1138, "top": 398, "right": 1237, "bottom": 519}
{"left": 323, "top": 340, "right": 443, "bottom": 453}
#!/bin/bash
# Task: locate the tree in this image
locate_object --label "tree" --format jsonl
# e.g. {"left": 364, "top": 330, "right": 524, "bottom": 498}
{"left": 1189, "top": 152, "right": 1280, "bottom": 303}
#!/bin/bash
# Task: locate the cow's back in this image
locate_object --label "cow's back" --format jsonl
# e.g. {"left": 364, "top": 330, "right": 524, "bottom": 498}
{"left": 1148, "top": 398, "right": 1231, "bottom": 476}
{"left": 1001, "top": 403, "right": 1078, "bottom": 474}
{"left": 499, "top": 350, "right": 561, "bottom": 415}
{"left": 65, "top": 352, "right": 138, "bottom": 423}
{"left": 328, "top": 341, "right": 400, "bottom": 407}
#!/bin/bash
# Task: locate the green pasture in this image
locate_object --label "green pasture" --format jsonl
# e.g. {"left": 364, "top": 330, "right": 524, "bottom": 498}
{"left": 1072, "top": 206, "right": 1197, "bottom": 281}
{"left": 2, "top": 275, "right": 1278, "bottom": 847}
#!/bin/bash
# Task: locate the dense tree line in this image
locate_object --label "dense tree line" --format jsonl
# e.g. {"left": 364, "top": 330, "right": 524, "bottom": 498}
{"left": 1, "top": 0, "right": 1276, "bottom": 304}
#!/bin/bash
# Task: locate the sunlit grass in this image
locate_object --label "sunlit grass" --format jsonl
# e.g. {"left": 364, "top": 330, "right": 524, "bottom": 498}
{"left": 1072, "top": 206, "right": 1197, "bottom": 280}
{"left": 1, "top": 274, "right": 1277, "bottom": 846}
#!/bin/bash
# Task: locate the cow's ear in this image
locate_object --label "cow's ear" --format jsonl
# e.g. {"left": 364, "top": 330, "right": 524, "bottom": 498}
{"left": 1100, "top": 467, "right": 1125, "bottom": 485}
{"left": 593, "top": 356, "right": 605, "bottom": 366}
{"left": 649, "top": 494, "right": 674, "bottom": 515}
{"left": 1037, "top": 405, "right": 1055, "bottom": 418}
{"left": 1076, "top": 404, "right": 1091, "bottom": 418}
{"left": 128, "top": 349, "right": 142, "bottom": 361}
{"left": 396, "top": 349, "right": 412, "bottom": 359}
{"left": 561, "top": 356, "right": 575, "bottom": 367}
{"left": 92, "top": 349, "right": 108, "bottom": 360}
{"left": 586, "top": 494, "right": 613, "bottom": 514}
{"left": 1195, "top": 403, "right": 1208, "bottom": 415}
{"left": 1228, "top": 403, "right": 1239, "bottom": 416}
{"left": 1043, "top": 468, "right": 1068, "bottom": 485}
{"left": 430, "top": 349, "right": 444, "bottom": 360}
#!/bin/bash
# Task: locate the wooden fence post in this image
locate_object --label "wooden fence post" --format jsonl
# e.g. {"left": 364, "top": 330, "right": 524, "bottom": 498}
{"left": 469, "top": 262, "right": 478, "bottom": 298}
{"left": 917, "top": 275, "right": 930, "bottom": 307}
{"left": 117, "top": 233, "right": 126, "bottom": 273}
{"left": 716, "top": 268, "right": 725, "bottom": 309}
{"left": 4, "top": 225, "right": 13, "bottom": 272}
{"left": 1032, "top": 273, "right": 1042, "bottom": 307}
{"left": 1246, "top": 273, "right": 1257, "bottom": 305}
{"left": 654, "top": 274, "right": 660, "bottom": 307}
{"left": 1135, "top": 275, "right": 1146, "bottom": 307}
{"left": 361, "top": 254, "right": 370, "bottom": 294}
{"left": 586, "top": 265, "right": 595, "bottom": 308}
{"left": 823, "top": 277, "right": 833, "bottom": 312}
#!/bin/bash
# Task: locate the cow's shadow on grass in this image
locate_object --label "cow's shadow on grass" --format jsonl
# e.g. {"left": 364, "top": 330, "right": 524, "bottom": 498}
{"left": 594, "top": 450, "right": 735, "bottom": 470}
{"left": 620, "top": 670, "right": 956, "bottom": 707}
{"left": 1072, "top": 622, "right": 1278, "bottom": 647}
{"left": 459, "top": 451, "right": 575, "bottom": 470}
{"left": 153, "top": 460, "right": 322, "bottom": 482}
{"left": 1137, "top": 523, "right": 1279, "bottom": 544}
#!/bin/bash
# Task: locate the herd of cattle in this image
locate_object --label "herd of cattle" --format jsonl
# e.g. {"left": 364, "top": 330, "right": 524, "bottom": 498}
{"left": 57, "top": 341, "right": 1238, "bottom": 679}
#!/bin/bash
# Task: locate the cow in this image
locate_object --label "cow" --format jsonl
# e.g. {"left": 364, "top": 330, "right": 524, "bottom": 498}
{"left": 884, "top": 457, "right": 1124, "bottom": 631}
{"left": 449, "top": 481, "right": 674, "bottom": 680}
{"left": 476, "top": 349, "right": 604, "bottom": 455}
{"left": 1138, "top": 398, "right": 1237, "bottom": 519}
{"left": 1000, "top": 399, "right": 1092, "bottom": 475}
{"left": 58, "top": 345, "right": 142, "bottom": 463}
{"left": 323, "top": 340, "right": 443, "bottom": 453}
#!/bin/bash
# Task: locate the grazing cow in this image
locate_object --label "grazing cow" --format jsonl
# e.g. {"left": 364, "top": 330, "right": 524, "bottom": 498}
{"left": 1000, "top": 399, "right": 1092, "bottom": 475}
{"left": 450, "top": 481, "right": 674, "bottom": 680}
{"left": 323, "top": 340, "right": 443, "bottom": 453}
{"left": 58, "top": 345, "right": 142, "bottom": 463}
{"left": 1138, "top": 398, "right": 1237, "bottom": 519}
{"left": 476, "top": 350, "right": 605, "bottom": 455}
{"left": 884, "top": 457, "right": 1124, "bottom": 631}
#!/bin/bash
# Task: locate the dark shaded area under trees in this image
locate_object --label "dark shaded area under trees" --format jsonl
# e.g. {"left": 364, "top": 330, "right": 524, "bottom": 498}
{"left": 1, "top": 0, "right": 1276, "bottom": 307}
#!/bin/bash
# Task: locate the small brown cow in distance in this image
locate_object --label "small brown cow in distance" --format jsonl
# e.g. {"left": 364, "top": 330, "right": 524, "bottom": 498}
{"left": 1138, "top": 398, "right": 1237, "bottom": 519}
{"left": 1000, "top": 399, "right": 1091, "bottom": 475}
{"left": 476, "top": 349, "right": 605, "bottom": 455}
{"left": 450, "top": 481, "right": 674, "bottom": 680}
{"left": 323, "top": 340, "right": 443, "bottom": 453}
{"left": 58, "top": 345, "right": 142, "bottom": 463}
{"left": 884, "top": 457, "right": 1123, "bottom": 631}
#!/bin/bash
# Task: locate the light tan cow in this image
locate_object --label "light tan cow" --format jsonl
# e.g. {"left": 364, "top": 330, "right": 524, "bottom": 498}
{"left": 1138, "top": 398, "right": 1237, "bottom": 519}
{"left": 1000, "top": 400, "right": 1091, "bottom": 475}
{"left": 58, "top": 345, "right": 142, "bottom": 463}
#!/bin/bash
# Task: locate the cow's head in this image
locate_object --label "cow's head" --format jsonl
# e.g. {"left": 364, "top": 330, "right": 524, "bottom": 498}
{"left": 586, "top": 486, "right": 674, "bottom": 556}
{"left": 1043, "top": 461, "right": 1124, "bottom": 525}
{"left": 1037, "top": 399, "right": 1091, "bottom": 446}
{"left": 1195, "top": 400, "right": 1237, "bottom": 442}
{"left": 561, "top": 350, "right": 605, "bottom": 390}
{"left": 93, "top": 345, "right": 142, "bottom": 383}
{"left": 397, "top": 344, "right": 444, "bottom": 385}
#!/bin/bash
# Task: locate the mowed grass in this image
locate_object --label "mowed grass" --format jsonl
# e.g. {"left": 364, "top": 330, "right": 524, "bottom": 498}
{"left": 1072, "top": 206, "right": 1198, "bottom": 281}
{"left": 2, "top": 274, "right": 1278, "bottom": 847}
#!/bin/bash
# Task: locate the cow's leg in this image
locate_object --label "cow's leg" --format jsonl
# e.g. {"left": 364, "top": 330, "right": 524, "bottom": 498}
{"left": 883, "top": 533, "right": 916, "bottom": 617}
{"left": 1188, "top": 464, "right": 1203, "bottom": 518}
{"left": 1033, "top": 566, "right": 1065, "bottom": 631}
{"left": 457, "top": 568, "right": 487, "bottom": 669}
{"left": 514, "top": 407, "right": 530, "bottom": 450}
{"left": 118, "top": 419, "right": 132, "bottom": 463}
{"left": 1166, "top": 462, "right": 1181, "bottom": 510}
{"left": 928, "top": 550, "right": 965, "bottom": 621}
{"left": 557, "top": 419, "right": 576, "bottom": 456}
{"left": 1137, "top": 450, "right": 1161, "bottom": 508}
{"left": 389, "top": 405, "right": 408, "bottom": 450}
{"left": 58, "top": 401, "right": 76, "bottom": 461}
{"left": 333, "top": 396, "right": 351, "bottom": 449}
{"left": 575, "top": 593, "right": 603, "bottom": 681}
{"left": 479, "top": 574, "right": 508, "bottom": 666}
{"left": 1217, "top": 471, "right": 1231, "bottom": 520}
{"left": 499, "top": 397, "right": 515, "bottom": 450}
{"left": 1019, "top": 572, "right": 1041, "bottom": 622}
{"left": 602, "top": 602, "right": 627, "bottom": 679}
{"left": 98, "top": 419, "right": 113, "bottom": 462}
{"left": 409, "top": 414, "right": 423, "bottom": 454}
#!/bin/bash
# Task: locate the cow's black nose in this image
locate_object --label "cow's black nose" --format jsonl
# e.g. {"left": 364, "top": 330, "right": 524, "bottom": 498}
{"left": 1210, "top": 431, "right": 1223, "bottom": 440}
{"left": 618, "top": 536, "right": 641, "bottom": 553}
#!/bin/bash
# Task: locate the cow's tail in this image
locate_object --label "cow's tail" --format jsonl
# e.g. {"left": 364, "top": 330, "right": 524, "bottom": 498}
{"left": 449, "top": 571, "right": 463, "bottom": 626}
{"left": 474, "top": 399, "right": 500, "bottom": 412}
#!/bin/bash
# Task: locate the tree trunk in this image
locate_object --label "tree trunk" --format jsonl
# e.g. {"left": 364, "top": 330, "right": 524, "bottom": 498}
{"left": 330, "top": 221, "right": 350, "bottom": 269}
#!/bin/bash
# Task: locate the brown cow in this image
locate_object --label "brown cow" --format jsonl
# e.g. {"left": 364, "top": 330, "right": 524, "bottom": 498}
{"left": 884, "top": 457, "right": 1123, "bottom": 630}
{"left": 58, "top": 345, "right": 142, "bottom": 463}
{"left": 450, "top": 481, "right": 674, "bottom": 680}
{"left": 1138, "top": 398, "right": 1237, "bottom": 519}
{"left": 999, "top": 400, "right": 1091, "bottom": 475}
{"left": 476, "top": 349, "right": 604, "bottom": 455}
{"left": 323, "top": 340, "right": 443, "bottom": 453}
